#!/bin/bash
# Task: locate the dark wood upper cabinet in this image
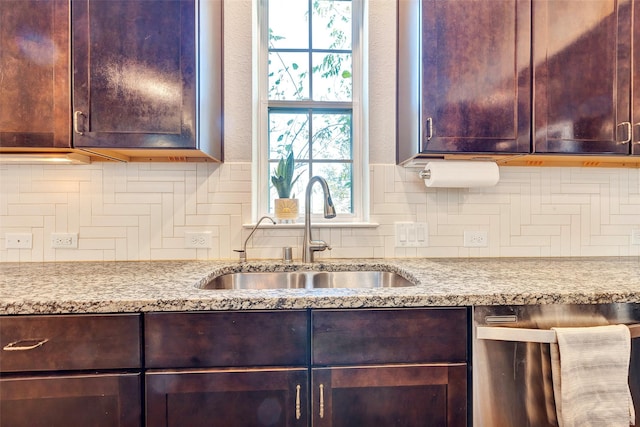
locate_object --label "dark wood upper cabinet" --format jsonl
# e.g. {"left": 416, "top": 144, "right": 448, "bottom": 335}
{"left": 72, "top": 0, "right": 223, "bottom": 161}
{"left": 397, "top": 0, "right": 532, "bottom": 164}
{"left": 633, "top": 0, "right": 640, "bottom": 151}
{"left": 0, "top": 0, "right": 71, "bottom": 150}
{"left": 533, "top": 0, "right": 634, "bottom": 154}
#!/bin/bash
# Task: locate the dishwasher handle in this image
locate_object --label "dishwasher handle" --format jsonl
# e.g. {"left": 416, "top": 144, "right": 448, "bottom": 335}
{"left": 477, "top": 324, "right": 640, "bottom": 344}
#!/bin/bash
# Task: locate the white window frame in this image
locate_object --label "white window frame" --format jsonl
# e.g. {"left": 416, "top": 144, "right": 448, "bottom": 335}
{"left": 252, "top": 0, "right": 369, "bottom": 224}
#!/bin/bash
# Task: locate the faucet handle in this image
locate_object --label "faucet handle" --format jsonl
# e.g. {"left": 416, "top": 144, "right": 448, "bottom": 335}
{"left": 310, "top": 240, "right": 331, "bottom": 252}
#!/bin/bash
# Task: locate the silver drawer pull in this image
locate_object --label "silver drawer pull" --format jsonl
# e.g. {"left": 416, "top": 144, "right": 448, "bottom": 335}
{"left": 319, "top": 384, "right": 325, "bottom": 418}
{"left": 3, "top": 338, "right": 49, "bottom": 351}
{"left": 295, "top": 384, "right": 301, "bottom": 420}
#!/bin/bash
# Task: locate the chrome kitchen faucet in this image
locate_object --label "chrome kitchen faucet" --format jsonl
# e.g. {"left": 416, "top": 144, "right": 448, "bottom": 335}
{"left": 302, "top": 176, "right": 336, "bottom": 263}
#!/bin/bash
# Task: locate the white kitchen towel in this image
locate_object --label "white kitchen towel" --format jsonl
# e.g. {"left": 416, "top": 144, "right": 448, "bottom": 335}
{"left": 550, "top": 324, "right": 635, "bottom": 427}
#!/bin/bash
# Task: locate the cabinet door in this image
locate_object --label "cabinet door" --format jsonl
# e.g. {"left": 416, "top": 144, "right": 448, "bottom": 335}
{"left": 72, "top": 0, "right": 196, "bottom": 150}
{"left": 633, "top": 0, "right": 640, "bottom": 152}
{"left": 0, "top": 0, "right": 71, "bottom": 149}
{"left": 146, "top": 368, "right": 308, "bottom": 427}
{"left": 0, "top": 373, "right": 141, "bottom": 427}
{"left": 401, "top": 0, "right": 531, "bottom": 157}
{"left": 312, "top": 364, "right": 467, "bottom": 427}
{"left": 534, "top": 0, "right": 632, "bottom": 154}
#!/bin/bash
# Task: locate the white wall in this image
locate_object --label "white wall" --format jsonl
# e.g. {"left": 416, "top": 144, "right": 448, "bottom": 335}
{"left": 2, "top": 0, "right": 640, "bottom": 262}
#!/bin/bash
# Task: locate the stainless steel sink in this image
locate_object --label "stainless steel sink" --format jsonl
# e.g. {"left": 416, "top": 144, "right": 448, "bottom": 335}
{"left": 201, "top": 270, "right": 414, "bottom": 290}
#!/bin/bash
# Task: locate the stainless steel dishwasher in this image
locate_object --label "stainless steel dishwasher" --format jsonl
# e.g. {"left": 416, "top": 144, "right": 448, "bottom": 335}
{"left": 472, "top": 303, "right": 640, "bottom": 426}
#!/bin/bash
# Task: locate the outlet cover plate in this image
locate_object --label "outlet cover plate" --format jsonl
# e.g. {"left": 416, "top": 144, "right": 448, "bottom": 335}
{"left": 631, "top": 230, "right": 640, "bottom": 245}
{"left": 5, "top": 233, "right": 33, "bottom": 249}
{"left": 185, "top": 231, "right": 212, "bottom": 248}
{"left": 51, "top": 232, "right": 78, "bottom": 249}
{"left": 464, "top": 231, "right": 488, "bottom": 247}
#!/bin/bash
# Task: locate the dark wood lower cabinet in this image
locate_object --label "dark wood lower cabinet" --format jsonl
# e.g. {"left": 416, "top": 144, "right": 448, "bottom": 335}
{"left": 311, "top": 364, "right": 467, "bottom": 427}
{"left": 145, "top": 368, "right": 308, "bottom": 427}
{"left": 0, "top": 372, "right": 141, "bottom": 427}
{"left": 143, "top": 308, "right": 469, "bottom": 426}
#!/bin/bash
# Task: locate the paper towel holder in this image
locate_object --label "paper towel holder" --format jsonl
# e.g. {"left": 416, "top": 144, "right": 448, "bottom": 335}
{"left": 418, "top": 169, "right": 431, "bottom": 180}
{"left": 417, "top": 160, "right": 500, "bottom": 188}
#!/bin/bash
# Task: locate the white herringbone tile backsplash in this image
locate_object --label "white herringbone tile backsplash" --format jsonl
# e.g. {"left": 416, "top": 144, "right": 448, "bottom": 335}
{"left": 2, "top": 162, "right": 640, "bottom": 262}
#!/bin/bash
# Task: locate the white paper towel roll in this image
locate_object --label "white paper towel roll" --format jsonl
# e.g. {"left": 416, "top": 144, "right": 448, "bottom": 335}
{"left": 422, "top": 161, "right": 499, "bottom": 188}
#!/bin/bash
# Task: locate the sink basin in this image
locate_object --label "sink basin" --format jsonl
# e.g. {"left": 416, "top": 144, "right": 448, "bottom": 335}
{"left": 201, "top": 270, "right": 414, "bottom": 290}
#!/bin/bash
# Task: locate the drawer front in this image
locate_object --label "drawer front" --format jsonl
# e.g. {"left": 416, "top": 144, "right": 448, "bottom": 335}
{"left": 312, "top": 308, "right": 467, "bottom": 365}
{"left": 0, "top": 314, "right": 141, "bottom": 373}
{"left": 145, "top": 310, "right": 309, "bottom": 368}
{"left": 0, "top": 373, "right": 141, "bottom": 427}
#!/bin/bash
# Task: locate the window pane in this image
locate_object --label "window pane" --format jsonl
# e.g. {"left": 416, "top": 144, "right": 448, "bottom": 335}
{"left": 312, "top": 53, "right": 352, "bottom": 101}
{"left": 269, "top": 52, "right": 310, "bottom": 100}
{"left": 312, "top": 162, "right": 352, "bottom": 214}
{"left": 268, "top": 0, "right": 309, "bottom": 49}
{"left": 269, "top": 112, "right": 310, "bottom": 159}
{"left": 312, "top": 112, "right": 352, "bottom": 159}
{"left": 312, "top": 0, "right": 352, "bottom": 50}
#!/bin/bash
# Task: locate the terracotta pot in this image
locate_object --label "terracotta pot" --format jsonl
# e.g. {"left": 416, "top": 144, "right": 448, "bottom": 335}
{"left": 274, "top": 198, "right": 299, "bottom": 223}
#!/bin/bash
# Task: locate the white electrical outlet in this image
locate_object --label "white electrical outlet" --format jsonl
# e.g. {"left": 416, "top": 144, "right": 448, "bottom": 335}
{"left": 51, "top": 233, "right": 78, "bottom": 249}
{"left": 631, "top": 230, "right": 640, "bottom": 245}
{"left": 5, "top": 233, "right": 33, "bottom": 249}
{"left": 395, "top": 222, "right": 428, "bottom": 247}
{"left": 464, "top": 231, "right": 488, "bottom": 247}
{"left": 185, "top": 231, "right": 212, "bottom": 248}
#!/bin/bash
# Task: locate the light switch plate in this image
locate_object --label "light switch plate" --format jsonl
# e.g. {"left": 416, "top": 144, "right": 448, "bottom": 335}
{"left": 395, "top": 222, "right": 428, "bottom": 247}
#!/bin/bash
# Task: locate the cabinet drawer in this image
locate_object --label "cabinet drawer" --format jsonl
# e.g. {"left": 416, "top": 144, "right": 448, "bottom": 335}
{"left": 0, "top": 314, "right": 141, "bottom": 373}
{"left": 312, "top": 308, "right": 467, "bottom": 365}
{"left": 145, "top": 310, "right": 309, "bottom": 368}
{"left": 0, "top": 373, "right": 141, "bottom": 427}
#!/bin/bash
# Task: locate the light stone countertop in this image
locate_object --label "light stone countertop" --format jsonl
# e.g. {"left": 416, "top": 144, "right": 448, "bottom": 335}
{"left": 1, "top": 257, "right": 639, "bottom": 315}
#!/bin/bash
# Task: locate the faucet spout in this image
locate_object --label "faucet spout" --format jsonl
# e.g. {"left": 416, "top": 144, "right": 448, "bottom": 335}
{"left": 235, "top": 215, "right": 276, "bottom": 263}
{"left": 303, "top": 176, "right": 336, "bottom": 263}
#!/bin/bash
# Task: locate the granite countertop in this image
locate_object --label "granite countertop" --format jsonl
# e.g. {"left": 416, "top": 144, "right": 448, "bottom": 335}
{"left": 1, "top": 257, "right": 640, "bottom": 315}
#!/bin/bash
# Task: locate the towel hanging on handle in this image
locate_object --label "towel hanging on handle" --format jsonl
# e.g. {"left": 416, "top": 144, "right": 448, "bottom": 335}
{"left": 550, "top": 325, "right": 635, "bottom": 427}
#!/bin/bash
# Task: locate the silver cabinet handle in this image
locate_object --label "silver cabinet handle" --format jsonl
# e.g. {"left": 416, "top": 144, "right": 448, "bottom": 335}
{"left": 3, "top": 338, "right": 48, "bottom": 351}
{"left": 319, "top": 383, "right": 325, "bottom": 419}
{"left": 617, "top": 121, "right": 631, "bottom": 145}
{"left": 73, "top": 110, "right": 86, "bottom": 135}
{"left": 295, "top": 384, "right": 301, "bottom": 420}
{"left": 634, "top": 122, "right": 640, "bottom": 144}
{"left": 425, "top": 117, "right": 433, "bottom": 141}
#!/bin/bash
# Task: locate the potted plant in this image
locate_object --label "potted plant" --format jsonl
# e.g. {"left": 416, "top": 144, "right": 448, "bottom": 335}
{"left": 271, "top": 151, "right": 301, "bottom": 223}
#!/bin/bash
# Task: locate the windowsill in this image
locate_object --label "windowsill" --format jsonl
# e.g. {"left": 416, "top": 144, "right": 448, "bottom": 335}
{"left": 242, "top": 222, "right": 379, "bottom": 229}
